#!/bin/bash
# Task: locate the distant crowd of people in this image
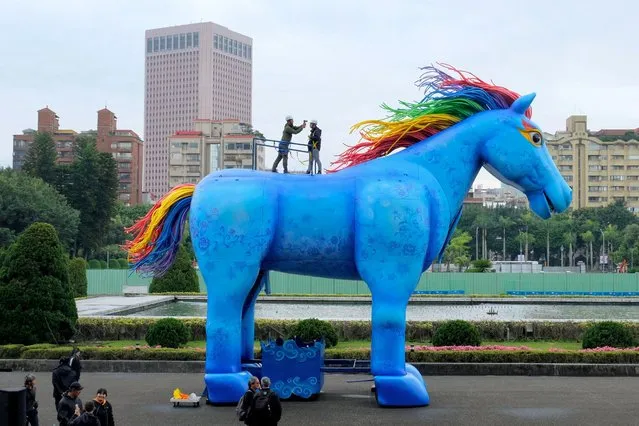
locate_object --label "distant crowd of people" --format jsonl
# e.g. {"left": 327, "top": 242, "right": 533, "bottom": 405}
{"left": 271, "top": 116, "right": 322, "bottom": 175}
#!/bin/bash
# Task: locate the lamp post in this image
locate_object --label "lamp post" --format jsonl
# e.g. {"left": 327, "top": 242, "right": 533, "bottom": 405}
{"left": 560, "top": 245, "right": 564, "bottom": 268}
{"left": 600, "top": 229, "right": 606, "bottom": 272}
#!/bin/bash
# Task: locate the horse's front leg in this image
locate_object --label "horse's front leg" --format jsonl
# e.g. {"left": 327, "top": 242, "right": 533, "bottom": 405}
{"left": 355, "top": 181, "right": 431, "bottom": 407}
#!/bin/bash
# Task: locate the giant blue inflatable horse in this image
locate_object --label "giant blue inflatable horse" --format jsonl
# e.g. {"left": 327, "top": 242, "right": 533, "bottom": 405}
{"left": 126, "top": 65, "right": 571, "bottom": 407}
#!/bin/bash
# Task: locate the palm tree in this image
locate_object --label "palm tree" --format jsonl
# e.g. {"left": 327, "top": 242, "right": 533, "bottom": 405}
{"left": 473, "top": 212, "right": 491, "bottom": 260}
{"left": 498, "top": 216, "right": 515, "bottom": 261}
{"left": 563, "top": 231, "right": 576, "bottom": 267}
{"left": 581, "top": 230, "right": 594, "bottom": 271}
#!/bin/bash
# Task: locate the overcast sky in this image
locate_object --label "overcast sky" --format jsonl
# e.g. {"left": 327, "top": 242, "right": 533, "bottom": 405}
{"left": 1, "top": 0, "right": 637, "bottom": 188}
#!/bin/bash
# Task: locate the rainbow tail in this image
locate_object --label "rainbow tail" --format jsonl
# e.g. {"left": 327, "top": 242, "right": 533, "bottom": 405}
{"left": 124, "top": 184, "right": 195, "bottom": 277}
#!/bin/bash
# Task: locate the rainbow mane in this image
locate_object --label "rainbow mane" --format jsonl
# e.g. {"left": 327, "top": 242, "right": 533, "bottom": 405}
{"left": 329, "top": 64, "right": 532, "bottom": 172}
{"left": 124, "top": 184, "right": 195, "bottom": 277}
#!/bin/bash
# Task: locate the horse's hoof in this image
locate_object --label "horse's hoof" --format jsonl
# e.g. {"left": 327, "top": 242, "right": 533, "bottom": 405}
{"left": 373, "top": 364, "right": 429, "bottom": 407}
{"left": 204, "top": 371, "right": 252, "bottom": 404}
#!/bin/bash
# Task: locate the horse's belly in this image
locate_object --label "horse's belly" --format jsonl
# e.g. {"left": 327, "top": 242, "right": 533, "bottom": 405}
{"left": 263, "top": 182, "right": 358, "bottom": 279}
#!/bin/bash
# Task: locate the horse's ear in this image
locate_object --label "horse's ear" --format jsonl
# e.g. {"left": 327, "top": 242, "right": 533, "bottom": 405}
{"left": 510, "top": 93, "right": 536, "bottom": 115}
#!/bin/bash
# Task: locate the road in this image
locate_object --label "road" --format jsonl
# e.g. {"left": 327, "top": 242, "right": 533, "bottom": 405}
{"left": 3, "top": 372, "right": 639, "bottom": 425}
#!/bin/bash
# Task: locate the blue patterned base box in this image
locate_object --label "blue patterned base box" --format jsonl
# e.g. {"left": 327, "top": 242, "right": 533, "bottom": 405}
{"left": 260, "top": 339, "right": 325, "bottom": 399}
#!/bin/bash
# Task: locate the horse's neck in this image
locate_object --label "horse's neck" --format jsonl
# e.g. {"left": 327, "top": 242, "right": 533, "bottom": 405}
{"left": 401, "top": 119, "right": 486, "bottom": 214}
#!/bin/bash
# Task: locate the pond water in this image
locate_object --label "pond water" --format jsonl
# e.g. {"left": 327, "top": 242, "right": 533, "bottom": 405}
{"left": 126, "top": 301, "right": 639, "bottom": 322}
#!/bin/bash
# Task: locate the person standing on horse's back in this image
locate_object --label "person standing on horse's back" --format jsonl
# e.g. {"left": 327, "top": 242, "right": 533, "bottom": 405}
{"left": 272, "top": 116, "right": 306, "bottom": 173}
{"left": 249, "top": 376, "right": 282, "bottom": 425}
{"left": 306, "top": 119, "right": 322, "bottom": 174}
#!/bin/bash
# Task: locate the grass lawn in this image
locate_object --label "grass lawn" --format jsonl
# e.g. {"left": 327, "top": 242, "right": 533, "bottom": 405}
{"left": 89, "top": 339, "right": 583, "bottom": 351}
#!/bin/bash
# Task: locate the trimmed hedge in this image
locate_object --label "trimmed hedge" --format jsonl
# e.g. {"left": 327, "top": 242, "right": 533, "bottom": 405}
{"left": 72, "top": 318, "right": 639, "bottom": 343}
{"left": 582, "top": 322, "right": 635, "bottom": 349}
{"left": 4, "top": 344, "right": 639, "bottom": 363}
{"left": 432, "top": 320, "right": 481, "bottom": 347}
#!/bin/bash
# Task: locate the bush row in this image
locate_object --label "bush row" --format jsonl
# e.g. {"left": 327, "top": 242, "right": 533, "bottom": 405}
{"left": 74, "top": 318, "right": 639, "bottom": 342}
{"left": 4, "top": 344, "right": 639, "bottom": 364}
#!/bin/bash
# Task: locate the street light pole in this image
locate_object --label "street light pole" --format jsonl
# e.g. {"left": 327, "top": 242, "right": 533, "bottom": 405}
{"left": 560, "top": 245, "right": 564, "bottom": 268}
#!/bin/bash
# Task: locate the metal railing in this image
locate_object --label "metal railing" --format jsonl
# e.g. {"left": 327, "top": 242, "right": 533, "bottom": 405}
{"left": 252, "top": 137, "right": 318, "bottom": 174}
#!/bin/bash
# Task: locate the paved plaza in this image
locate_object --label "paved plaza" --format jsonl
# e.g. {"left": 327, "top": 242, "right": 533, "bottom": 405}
{"left": 4, "top": 372, "right": 639, "bottom": 425}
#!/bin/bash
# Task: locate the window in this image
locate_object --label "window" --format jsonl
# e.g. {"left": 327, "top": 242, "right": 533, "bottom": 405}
{"left": 119, "top": 173, "right": 131, "bottom": 180}
{"left": 224, "top": 37, "right": 228, "bottom": 52}
{"left": 214, "top": 35, "right": 218, "bottom": 49}
{"left": 193, "top": 32, "right": 199, "bottom": 47}
{"left": 180, "top": 33, "right": 186, "bottom": 49}
{"left": 560, "top": 143, "right": 572, "bottom": 150}
{"left": 558, "top": 165, "right": 572, "bottom": 171}
{"left": 248, "top": 46, "right": 252, "bottom": 59}
{"left": 118, "top": 162, "right": 131, "bottom": 170}
{"left": 613, "top": 155, "right": 625, "bottom": 160}
{"left": 628, "top": 165, "right": 639, "bottom": 170}
{"left": 187, "top": 32, "right": 192, "bottom": 47}
{"left": 611, "top": 186, "right": 625, "bottom": 191}
{"left": 225, "top": 143, "right": 235, "bottom": 150}
{"left": 187, "top": 165, "right": 199, "bottom": 173}
{"left": 588, "top": 186, "right": 607, "bottom": 192}
{"left": 243, "top": 44, "right": 248, "bottom": 58}
{"left": 589, "top": 165, "right": 607, "bottom": 171}
{"left": 189, "top": 142, "right": 198, "bottom": 149}
{"left": 118, "top": 142, "right": 132, "bottom": 150}
{"left": 160, "top": 36, "right": 166, "bottom": 50}
{"left": 629, "top": 155, "right": 639, "bottom": 160}
{"left": 588, "top": 155, "right": 607, "bottom": 161}
{"left": 186, "top": 154, "right": 200, "bottom": 162}
{"left": 589, "top": 142, "right": 604, "bottom": 150}
{"left": 629, "top": 197, "right": 639, "bottom": 202}
{"left": 629, "top": 176, "right": 639, "bottom": 181}
{"left": 559, "top": 155, "right": 573, "bottom": 161}
{"left": 588, "top": 197, "right": 607, "bottom": 203}
{"left": 562, "top": 175, "right": 573, "bottom": 182}
{"left": 147, "top": 38, "right": 152, "bottom": 53}
{"left": 611, "top": 175, "right": 625, "bottom": 181}
{"left": 588, "top": 175, "right": 605, "bottom": 182}
{"left": 153, "top": 37, "right": 159, "bottom": 52}
{"left": 612, "top": 165, "right": 624, "bottom": 170}
{"left": 173, "top": 35, "right": 179, "bottom": 49}
{"left": 209, "top": 144, "right": 220, "bottom": 171}
{"left": 167, "top": 36, "right": 173, "bottom": 50}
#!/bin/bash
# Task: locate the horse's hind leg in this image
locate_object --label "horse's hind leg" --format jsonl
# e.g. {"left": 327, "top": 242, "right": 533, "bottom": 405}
{"left": 241, "top": 270, "right": 266, "bottom": 361}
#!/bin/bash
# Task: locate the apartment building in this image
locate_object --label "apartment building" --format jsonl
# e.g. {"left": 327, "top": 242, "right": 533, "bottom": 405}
{"left": 546, "top": 115, "right": 639, "bottom": 211}
{"left": 168, "top": 119, "right": 265, "bottom": 188}
{"left": 12, "top": 107, "right": 144, "bottom": 205}
{"left": 144, "top": 22, "right": 253, "bottom": 197}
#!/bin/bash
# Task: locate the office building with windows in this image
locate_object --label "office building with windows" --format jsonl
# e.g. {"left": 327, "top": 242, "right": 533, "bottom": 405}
{"left": 12, "top": 107, "right": 144, "bottom": 205}
{"left": 546, "top": 115, "right": 639, "bottom": 212}
{"left": 168, "top": 119, "right": 264, "bottom": 188}
{"left": 144, "top": 22, "right": 253, "bottom": 199}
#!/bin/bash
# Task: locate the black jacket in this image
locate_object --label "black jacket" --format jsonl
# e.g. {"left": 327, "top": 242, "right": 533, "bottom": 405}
{"left": 69, "top": 412, "right": 101, "bottom": 426}
{"left": 239, "top": 390, "right": 255, "bottom": 425}
{"left": 52, "top": 357, "right": 81, "bottom": 397}
{"left": 308, "top": 127, "right": 322, "bottom": 151}
{"left": 25, "top": 386, "right": 38, "bottom": 411}
{"left": 93, "top": 399, "right": 115, "bottom": 426}
{"left": 249, "top": 389, "right": 282, "bottom": 425}
{"left": 57, "top": 393, "right": 83, "bottom": 426}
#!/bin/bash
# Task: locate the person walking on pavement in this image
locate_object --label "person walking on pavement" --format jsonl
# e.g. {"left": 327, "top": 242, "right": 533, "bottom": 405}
{"left": 306, "top": 119, "right": 322, "bottom": 174}
{"left": 272, "top": 115, "right": 306, "bottom": 173}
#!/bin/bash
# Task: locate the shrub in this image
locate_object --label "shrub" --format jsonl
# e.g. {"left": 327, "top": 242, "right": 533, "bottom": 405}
{"left": 0, "top": 223, "right": 77, "bottom": 344}
{"left": 145, "top": 318, "right": 191, "bottom": 348}
{"left": 99, "top": 260, "right": 108, "bottom": 269}
{"left": 289, "top": 318, "right": 338, "bottom": 348}
{"left": 117, "top": 259, "right": 128, "bottom": 269}
{"left": 149, "top": 245, "right": 199, "bottom": 293}
{"left": 582, "top": 321, "right": 635, "bottom": 349}
{"left": 466, "top": 259, "right": 492, "bottom": 273}
{"left": 68, "top": 258, "right": 88, "bottom": 297}
{"left": 87, "top": 259, "right": 101, "bottom": 269}
{"left": 108, "top": 259, "right": 120, "bottom": 269}
{"left": 432, "top": 320, "right": 481, "bottom": 347}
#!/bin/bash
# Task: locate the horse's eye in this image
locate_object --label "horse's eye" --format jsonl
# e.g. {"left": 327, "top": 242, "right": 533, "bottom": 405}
{"left": 531, "top": 132, "right": 542, "bottom": 145}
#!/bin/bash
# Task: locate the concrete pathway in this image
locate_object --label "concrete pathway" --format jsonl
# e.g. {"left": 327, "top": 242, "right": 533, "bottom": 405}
{"left": 76, "top": 296, "right": 173, "bottom": 316}
{"left": 4, "top": 372, "right": 639, "bottom": 425}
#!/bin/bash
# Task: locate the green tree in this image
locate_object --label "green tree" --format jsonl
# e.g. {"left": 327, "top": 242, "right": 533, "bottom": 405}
{"left": 581, "top": 230, "right": 594, "bottom": 271}
{"left": 68, "top": 258, "right": 88, "bottom": 297}
{"left": 148, "top": 245, "right": 199, "bottom": 293}
{"left": 22, "top": 132, "right": 58, "bottom": 185}
{"left": 57, "top": 136, "right": 118, "bottom": 256}
{"left": 0, "top": 223, "right": 77, "bottom": 344}
{"left": 444, "top": 231, "right": 472, "bottom": 272}
{"left": 0, "top": 168, "right": 79, "bottom": 249}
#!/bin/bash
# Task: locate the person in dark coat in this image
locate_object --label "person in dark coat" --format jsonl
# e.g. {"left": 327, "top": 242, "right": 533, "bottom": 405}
{"left": 306, "top": 119, "right": 322, "bottom": 174}
{"left": 249, "top": 376, "right": 282, "bottom": 426}
{"left": 57, "top": 382, "right": 84, "bottom": 426}
{"left": 238, "top": 376, "right": 260, "bottom": 425}
{"left": 25, "top": 373, "right": 39, "bottom": 426}
{"left": 93, "top": 388, "right": 115, "bottom": 426}
{"left": 272, "top": 115, "right": 306, "bottom": 173}
{"left": 52, "top": 349, "right": 82, "bottom": 409}
{"left": 69, "top": 400, "right": 100, "bottom": 426}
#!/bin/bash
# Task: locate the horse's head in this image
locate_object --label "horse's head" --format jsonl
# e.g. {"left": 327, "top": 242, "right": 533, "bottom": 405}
{"left": 480, "top": 94, "right": 572, "bottom": 219}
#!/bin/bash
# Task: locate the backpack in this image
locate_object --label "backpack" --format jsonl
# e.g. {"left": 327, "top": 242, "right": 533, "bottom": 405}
{"left": 235, "top": 393, "right": 246, "bottom": 421}
{"left": 251, "top": 390, "right": 272, "bottom": 420}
